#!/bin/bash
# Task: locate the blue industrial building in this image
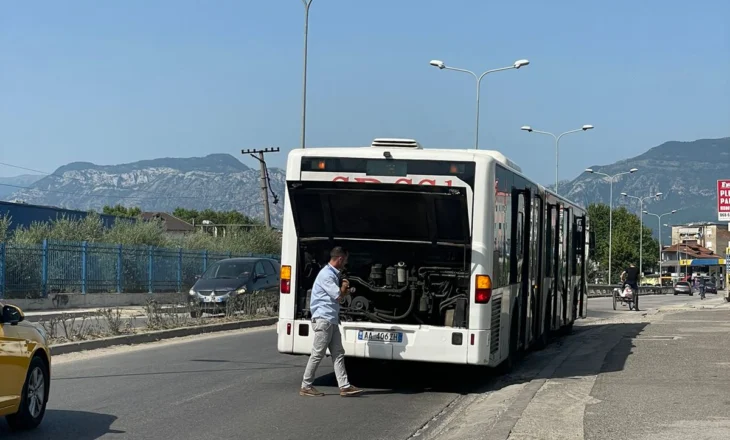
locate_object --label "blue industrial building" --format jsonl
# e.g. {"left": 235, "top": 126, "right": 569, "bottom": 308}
{"left": 0, "top": 201, "right": 127, "bottom": 231}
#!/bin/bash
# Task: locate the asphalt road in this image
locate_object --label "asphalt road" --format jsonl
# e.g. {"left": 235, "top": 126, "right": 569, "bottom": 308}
{"left": 2, "top": 294, "right": 721, "bottom": 440}
{"left": 585, "top": 308, "right": 730, "bottom": 439}
{"left": 1, "top": 327, "right": 489, "bottom": 440}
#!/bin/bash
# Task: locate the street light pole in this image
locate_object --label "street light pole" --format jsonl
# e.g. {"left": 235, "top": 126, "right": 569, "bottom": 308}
{"left": 521, "top": 125, "right": 594, "bottom": 195}
{"left": 585, "top": 168, "right": 639, "bottom": 283}
{"left": 644, "top": 210, "right": 678, "bottom": 276}
{"left": 622, "top": 191, "right": 663, "bottom": 284}
{"left": 300, "top": 0, "right": 313, "bottom": 149}
{"left": 430, "top": 59, "right": 529, "bottom": 150}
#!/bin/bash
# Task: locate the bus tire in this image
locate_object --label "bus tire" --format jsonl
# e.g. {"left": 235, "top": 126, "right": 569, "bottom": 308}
{"left": 562, "top": 322, "right": 574, "bottom": 335}
{"left": 535, "top": 312, "right": 549, "bottom": 350}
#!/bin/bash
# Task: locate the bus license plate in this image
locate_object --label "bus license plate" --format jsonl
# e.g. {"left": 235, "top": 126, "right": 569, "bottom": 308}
{"left": 358, "top": 330, "right": 403, "bottom": 343}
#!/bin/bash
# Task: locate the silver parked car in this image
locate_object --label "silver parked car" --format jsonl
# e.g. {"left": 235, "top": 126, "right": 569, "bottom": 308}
{"left": 673, "top": 281, "right": 693, "bottom": 296}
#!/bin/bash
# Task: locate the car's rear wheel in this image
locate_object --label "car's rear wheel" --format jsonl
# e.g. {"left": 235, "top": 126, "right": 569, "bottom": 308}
{"left": 6, "top": 355, "right": 49, "bottom": 431}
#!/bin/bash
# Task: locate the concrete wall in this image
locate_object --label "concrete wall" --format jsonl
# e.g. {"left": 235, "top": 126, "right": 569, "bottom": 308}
{"left": 6, "top": 292, "right": 185, "bottom": 311}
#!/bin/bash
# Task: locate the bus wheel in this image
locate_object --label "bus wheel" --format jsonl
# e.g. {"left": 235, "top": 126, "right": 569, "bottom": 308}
{"left": 560, "top": 322, "right": 574, "bottom": 336}
{"left": 535, "top": 314, "right": 549, "bottom": 350}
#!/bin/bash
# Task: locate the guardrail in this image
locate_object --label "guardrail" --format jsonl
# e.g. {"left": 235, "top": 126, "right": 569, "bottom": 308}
{"left": 587, "top": 284, "right": 674, "bottom": 298}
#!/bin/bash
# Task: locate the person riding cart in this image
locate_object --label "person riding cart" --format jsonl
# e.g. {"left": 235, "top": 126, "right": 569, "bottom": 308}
{"left": 620, "top": 263, "right": 640, "bottom": 298}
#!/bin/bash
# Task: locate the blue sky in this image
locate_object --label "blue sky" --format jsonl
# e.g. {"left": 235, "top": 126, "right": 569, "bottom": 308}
{"left": 1, "top": 0, "right": 728, "bottom": 184}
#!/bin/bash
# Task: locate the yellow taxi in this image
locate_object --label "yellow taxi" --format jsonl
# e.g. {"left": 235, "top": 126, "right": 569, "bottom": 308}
{"left": 0, "top": 303, "right": 51, "bottom": 431}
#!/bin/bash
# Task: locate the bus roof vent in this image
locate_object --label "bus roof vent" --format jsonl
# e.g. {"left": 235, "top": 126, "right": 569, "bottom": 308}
{"left": 483, "top": 150, "right": 522, "bottom": 173}
{"left": 371, "top": 138, "right": 422, "bottom": 149}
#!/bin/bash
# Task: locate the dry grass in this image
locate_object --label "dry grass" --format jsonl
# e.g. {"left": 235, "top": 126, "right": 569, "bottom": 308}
{"left": 37, "top": 291, "right": 279, "bottom": 345}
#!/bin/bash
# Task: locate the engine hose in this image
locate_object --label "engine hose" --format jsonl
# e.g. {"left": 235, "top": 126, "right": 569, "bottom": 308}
{"left": 432, "top": 281, "right": 453, "bottom": 298}
{"left": 374, "top": 286, "right": 417, "bottom": 321}
{"left": 438, "top": 294, "right": 467, "bottom": 314}
{"left": 418, "top": 267, "right": 467, "bottom": 278}
{"left": 348, "top": 276, "right": 410, "bottom": 294}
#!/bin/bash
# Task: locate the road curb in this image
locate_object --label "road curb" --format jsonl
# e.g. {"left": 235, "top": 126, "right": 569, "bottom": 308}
{"left": 49, "top": 317, "right": 277, "bottom": 356}
{"left": 588, "top": 291, "right": 670, "bottom": 299}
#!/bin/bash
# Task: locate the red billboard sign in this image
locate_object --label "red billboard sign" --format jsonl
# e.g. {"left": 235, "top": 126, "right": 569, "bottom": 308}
{"left": 718, "top": 180, "right": 730, "bottom": 221}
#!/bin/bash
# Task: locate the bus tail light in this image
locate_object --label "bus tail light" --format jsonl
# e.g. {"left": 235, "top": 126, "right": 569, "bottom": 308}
{"left": 281, "top": 265, "right": 292, "bottom": 294}
{"left": 475, "top": 275, "right": 492, "bottom": 304}
{"left": 286, "top": 323, "right": 291, "bottom": 335}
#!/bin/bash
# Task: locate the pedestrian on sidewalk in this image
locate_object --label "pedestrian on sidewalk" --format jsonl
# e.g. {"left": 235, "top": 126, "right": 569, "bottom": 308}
{"left": 300, "top": 246, "right": 364, "bottom": 398}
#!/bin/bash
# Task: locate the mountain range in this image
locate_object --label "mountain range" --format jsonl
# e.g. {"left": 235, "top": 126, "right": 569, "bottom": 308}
{"left": 559, "top": 137, "right": 730, "bottom": 242}
{"left": 4, "top": 137, "right": 729, "bottom": 235}
{"left": 6, "top": 154, "right": 286, "bottom": 226}
{"left": 0, "top": 174, "right": 45, "bottom": 200}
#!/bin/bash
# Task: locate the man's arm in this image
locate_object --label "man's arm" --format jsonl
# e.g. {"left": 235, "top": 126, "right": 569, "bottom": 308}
{"left": 322, "top": 272, "right": 349, "bottom": 302}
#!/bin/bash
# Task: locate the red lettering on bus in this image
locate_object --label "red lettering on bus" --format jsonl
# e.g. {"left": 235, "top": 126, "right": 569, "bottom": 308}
{"left": 331, "top": 176, "right": 455, "bottom": 187}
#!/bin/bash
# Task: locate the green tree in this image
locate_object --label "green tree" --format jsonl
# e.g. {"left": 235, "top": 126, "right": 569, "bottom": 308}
{"left": 587, "top": 203, "right": 659, "bottom": 284}
{"left": 102, "top": 205, "right": 142, "bottom": 217}
{"left": 172, "top": 208, "right": 262, "bottom": 227}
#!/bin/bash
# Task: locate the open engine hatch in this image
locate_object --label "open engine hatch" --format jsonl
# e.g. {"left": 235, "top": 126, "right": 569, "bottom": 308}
{"left": 286, "top": 180, "right": 471, "bottom": 245}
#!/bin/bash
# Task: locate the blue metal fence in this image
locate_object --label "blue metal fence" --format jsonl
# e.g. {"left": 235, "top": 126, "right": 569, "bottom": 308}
{"left": 0, "top": 240, "right": 280, "bottom": 299}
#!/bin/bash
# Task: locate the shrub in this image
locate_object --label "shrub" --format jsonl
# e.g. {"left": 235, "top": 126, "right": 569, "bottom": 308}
{"left": 4, "top": 212, "right": 281, "bottom": 255}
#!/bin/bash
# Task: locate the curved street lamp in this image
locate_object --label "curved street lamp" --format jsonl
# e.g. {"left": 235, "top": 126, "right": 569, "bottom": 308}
{"left": 300, "top": 0, "right": 314, "bottom": 149}
{"left": 430, "top": 59, "right": 529, "bottom": 150}
{"left": 622, "top": 191, "right": 663, "bottom": 283}
{"left": 585, "top": 167, "right": 639, "bottom": 283}
{"left": 522, "top": 125, "right": 594, "bottom": 195}
{"left": 643, "top": 209, "right": 678, "bottom": 276}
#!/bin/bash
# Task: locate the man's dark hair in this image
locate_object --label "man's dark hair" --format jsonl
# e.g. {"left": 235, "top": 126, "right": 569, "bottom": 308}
{"left": 330, "top": 246, "right": 348, "bottom": 259}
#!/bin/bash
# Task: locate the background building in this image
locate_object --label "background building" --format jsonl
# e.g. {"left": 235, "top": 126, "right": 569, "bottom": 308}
{"left": 140, "top": 212, "right": 195, "bottom": 236}
{"left": 0, "top": 200, "right": 124, "bottom": 232}
{"left": 670, "top": 222, "right": 730, "bottom": 254}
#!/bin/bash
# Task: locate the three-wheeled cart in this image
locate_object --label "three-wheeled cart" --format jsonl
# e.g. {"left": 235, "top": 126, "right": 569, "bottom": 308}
{"left": 613, "top": 287, "right": 639, "bottom": 311}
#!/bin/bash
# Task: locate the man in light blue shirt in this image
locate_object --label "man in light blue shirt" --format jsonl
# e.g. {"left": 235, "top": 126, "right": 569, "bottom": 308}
{"left": 300, "top": 246, "right": 363, "bottom": 397}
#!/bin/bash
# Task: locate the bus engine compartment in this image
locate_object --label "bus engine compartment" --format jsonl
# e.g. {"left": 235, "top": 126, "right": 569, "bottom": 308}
{"left": 296, "top": 241, "right": 471, "bottom": 327}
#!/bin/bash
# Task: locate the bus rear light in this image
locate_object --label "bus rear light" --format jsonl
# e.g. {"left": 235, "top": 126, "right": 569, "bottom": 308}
{"left": 475, "top": 275, "right": 492, "bottom": 304}
{"left": 470, "top": 334, "right": 475, "bottom": 345}
{"left": 286, "top": 323, "right": 291, "bottom": 335}
{"left": 281, "top": 265, "right": 292, "bottom": 294}
{"left": 281, "top": 279, "right": 291, "bottom": 294}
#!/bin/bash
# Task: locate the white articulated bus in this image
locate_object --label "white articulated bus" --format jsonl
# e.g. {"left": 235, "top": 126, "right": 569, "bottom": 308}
{"left": 277, "top": 138, "right": 593, "bottom": 368}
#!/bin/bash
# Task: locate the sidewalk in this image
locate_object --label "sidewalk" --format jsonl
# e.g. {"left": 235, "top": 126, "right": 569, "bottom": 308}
{"left": 584, "top": 307, "right": 730, "bottom": 439}
{"left": 421, "top": 298, "right": 730, "bottom": 440}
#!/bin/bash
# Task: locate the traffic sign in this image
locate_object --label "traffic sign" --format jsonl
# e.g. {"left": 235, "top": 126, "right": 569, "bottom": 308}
{"left": 717, "top": 180, "right": 730, "bottom": 221}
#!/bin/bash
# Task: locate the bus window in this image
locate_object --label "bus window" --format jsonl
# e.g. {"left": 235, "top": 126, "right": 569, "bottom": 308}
{"left": 493, "top": 165, "right": 513, "bottom": 288}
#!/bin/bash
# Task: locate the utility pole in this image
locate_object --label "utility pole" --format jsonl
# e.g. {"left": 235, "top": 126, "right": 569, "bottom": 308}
{"left": 242, "top": 147, "right": 280, "bottom": 228}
